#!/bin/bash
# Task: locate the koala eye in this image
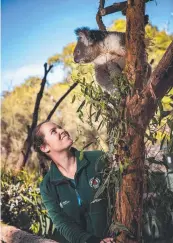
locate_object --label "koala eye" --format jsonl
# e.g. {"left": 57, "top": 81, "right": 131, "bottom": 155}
{"left": 77, "top": 50, "right": 80, "bottom": 55}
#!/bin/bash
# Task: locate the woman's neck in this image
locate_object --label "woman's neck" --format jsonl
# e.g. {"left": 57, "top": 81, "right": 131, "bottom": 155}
{"left": 51, "top": 149, "right": 77, "bottom": 179}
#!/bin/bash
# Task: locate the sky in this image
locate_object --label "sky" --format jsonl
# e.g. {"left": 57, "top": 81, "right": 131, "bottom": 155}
{"left": 2, "top": 0, "right": 173, "bottom": 92}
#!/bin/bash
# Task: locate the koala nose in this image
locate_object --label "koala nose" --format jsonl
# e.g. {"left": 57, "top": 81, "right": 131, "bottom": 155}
{"left": 74, "top": 57, "right": 79, "bottom": 63}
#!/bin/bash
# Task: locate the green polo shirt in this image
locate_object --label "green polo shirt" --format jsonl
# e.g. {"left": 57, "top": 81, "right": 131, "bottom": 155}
{"left": 40, "top": 148, "right": 109, "bottom": 243}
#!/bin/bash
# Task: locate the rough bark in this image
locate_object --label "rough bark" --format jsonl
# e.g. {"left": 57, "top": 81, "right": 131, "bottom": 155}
{"left": 116, "top": 1, "right": 173, "bottom": 243}
{"left": 0, "top": 223, "right": 58, "bottom": 243}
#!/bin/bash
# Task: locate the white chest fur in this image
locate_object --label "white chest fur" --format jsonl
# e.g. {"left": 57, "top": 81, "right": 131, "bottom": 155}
{"left": 93, "top": 53, "right": 125, "bottom": 70}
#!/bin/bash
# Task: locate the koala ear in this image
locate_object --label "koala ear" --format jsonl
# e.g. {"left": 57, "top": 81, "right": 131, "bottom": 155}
{"left": 78, "top": 31, "right": 90, "bottom": 46}
{"left": 75, "top": 27, "right": 93, "bottom": 46}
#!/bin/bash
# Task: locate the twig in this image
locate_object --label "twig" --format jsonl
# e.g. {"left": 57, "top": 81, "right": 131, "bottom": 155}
{"left": 47, "top": 81, "right": 78, "bottom": 120}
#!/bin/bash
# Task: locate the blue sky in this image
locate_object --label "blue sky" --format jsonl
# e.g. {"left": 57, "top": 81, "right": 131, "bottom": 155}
{"left": 2, "top": 0, "right": 173, "bottom": 92}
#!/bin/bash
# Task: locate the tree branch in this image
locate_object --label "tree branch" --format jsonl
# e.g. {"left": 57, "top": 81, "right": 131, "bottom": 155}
{"left": 96, "top": 0, "right": 151, "bottom": 30}
{"left": 145, "top": 40, "right": 173, "bottom": 100}
{"left": 143, "top": 40, "right": 173, "bottom": 123}
{"left": 100, "top": 1, "right": 127, "bottom": 16}
{"left": 16, "top": 63, "right": 53, "bottom": 173}
{"left": 46, "top": 81, "right": 78, "bottom": 120}
{"left": 127, "top": 40, "right": 173, "bottom": 129}
{"left": 97, "top": 0, "right": 151, "bottom": 19}
{"left": 24, "top": 63, "right": 53, "bottom": 162}
{"left": 96, "top": 0, "right": 107, "bottom": 30}
{"left": 31, "top": 63, "right": 53, "bottom": 131}
{"left": 30, "top": 63, "right": 53, "bottom": 132}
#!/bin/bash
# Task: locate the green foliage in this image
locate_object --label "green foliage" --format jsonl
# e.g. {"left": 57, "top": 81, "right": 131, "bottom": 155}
{"left": 1, "top": 170, "right": 55, "bottom": 238}
{"left": 77, "top": 73, "right": 130, "bottom": 148}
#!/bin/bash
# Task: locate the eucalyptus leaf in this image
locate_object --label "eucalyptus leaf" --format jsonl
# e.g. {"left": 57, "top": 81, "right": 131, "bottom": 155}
{"left": 95, "top": 109, "right": 101, "bottom": 122}
{"left": 77, "top": 100, "right": 86, "bottom": 113}
{"left": 71, "top": 94, "right": 76, "bottom": 104}
{"left": 79, "top": 150, "right": 84, "bottom": 161}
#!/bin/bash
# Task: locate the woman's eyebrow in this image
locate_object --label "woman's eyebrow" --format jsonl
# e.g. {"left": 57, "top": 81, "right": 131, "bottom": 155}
{"left": 49, "top": 125, "right": 62, "bottom": 134}
{"left": 50, "top": 127, "right": 56, "bottom": 133}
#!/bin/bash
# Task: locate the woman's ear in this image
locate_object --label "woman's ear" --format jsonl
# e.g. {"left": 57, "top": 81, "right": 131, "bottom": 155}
{"left": 40, "top": 144, "right": 50, "bottom": 153}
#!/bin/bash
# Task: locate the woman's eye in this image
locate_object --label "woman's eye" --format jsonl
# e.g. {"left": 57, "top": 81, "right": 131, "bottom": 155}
{"left": 52, "top": 129, "right": 57, "bottom": 134}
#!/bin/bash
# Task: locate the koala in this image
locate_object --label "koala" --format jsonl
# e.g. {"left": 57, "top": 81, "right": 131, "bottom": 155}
{"left": 73, "top": 27, "right": 151, "bottom": 93}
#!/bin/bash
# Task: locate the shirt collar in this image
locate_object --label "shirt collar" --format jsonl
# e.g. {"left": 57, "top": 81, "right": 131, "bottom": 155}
{"left": 50, "top": 148, "right": 89, "bottom": 185}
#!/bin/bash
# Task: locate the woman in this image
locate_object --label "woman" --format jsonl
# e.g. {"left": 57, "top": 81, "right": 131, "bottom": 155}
{"left": 32, "top": 120, "right": 115, "bottom": 243}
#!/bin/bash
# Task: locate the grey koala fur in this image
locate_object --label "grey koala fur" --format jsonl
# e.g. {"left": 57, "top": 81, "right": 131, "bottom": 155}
{"left": 73, "top": 27, "right": 151, "bottom": 93}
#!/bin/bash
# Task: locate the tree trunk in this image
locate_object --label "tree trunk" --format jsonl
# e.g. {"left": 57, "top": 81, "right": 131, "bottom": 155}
{"left": 116, "top": 1, "right": 146, "bottom": 242}
{"left": 0, "top": 223, "right": 58, "bottom": 243}
{"left": 116, "top": 1, "right": 173, "bottom": 242}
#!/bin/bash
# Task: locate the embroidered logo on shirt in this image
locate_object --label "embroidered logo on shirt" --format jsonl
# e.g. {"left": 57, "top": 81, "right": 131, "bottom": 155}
{"left": 60, "top": 200, "right": 70, "bottom": 208}
{"left": 89, "top": 177, "right": 100, "bottom": 189}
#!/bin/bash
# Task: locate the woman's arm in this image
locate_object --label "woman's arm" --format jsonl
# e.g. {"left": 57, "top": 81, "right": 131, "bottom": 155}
{"left": 40, "top": 184, "right": 101, "bottom": 243}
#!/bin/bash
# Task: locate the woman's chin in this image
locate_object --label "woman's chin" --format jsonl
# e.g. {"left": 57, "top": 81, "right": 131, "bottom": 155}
{"left": 67, "top": 138, "right": 73, "bottom": 146}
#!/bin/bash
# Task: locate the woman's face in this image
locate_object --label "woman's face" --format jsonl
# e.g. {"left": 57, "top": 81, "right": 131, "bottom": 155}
{"left": 40, "top": 121, "right": 73, "bottom": 154}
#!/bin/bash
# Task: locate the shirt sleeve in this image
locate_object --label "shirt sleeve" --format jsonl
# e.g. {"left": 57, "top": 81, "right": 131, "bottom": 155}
{"left": 40, "top": 182, "right": 94, "bottom": 243}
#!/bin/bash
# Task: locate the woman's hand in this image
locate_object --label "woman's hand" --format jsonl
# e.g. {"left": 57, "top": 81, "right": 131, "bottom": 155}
{"left": 100, "top": 237, "right": 115, "bottom": 243}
